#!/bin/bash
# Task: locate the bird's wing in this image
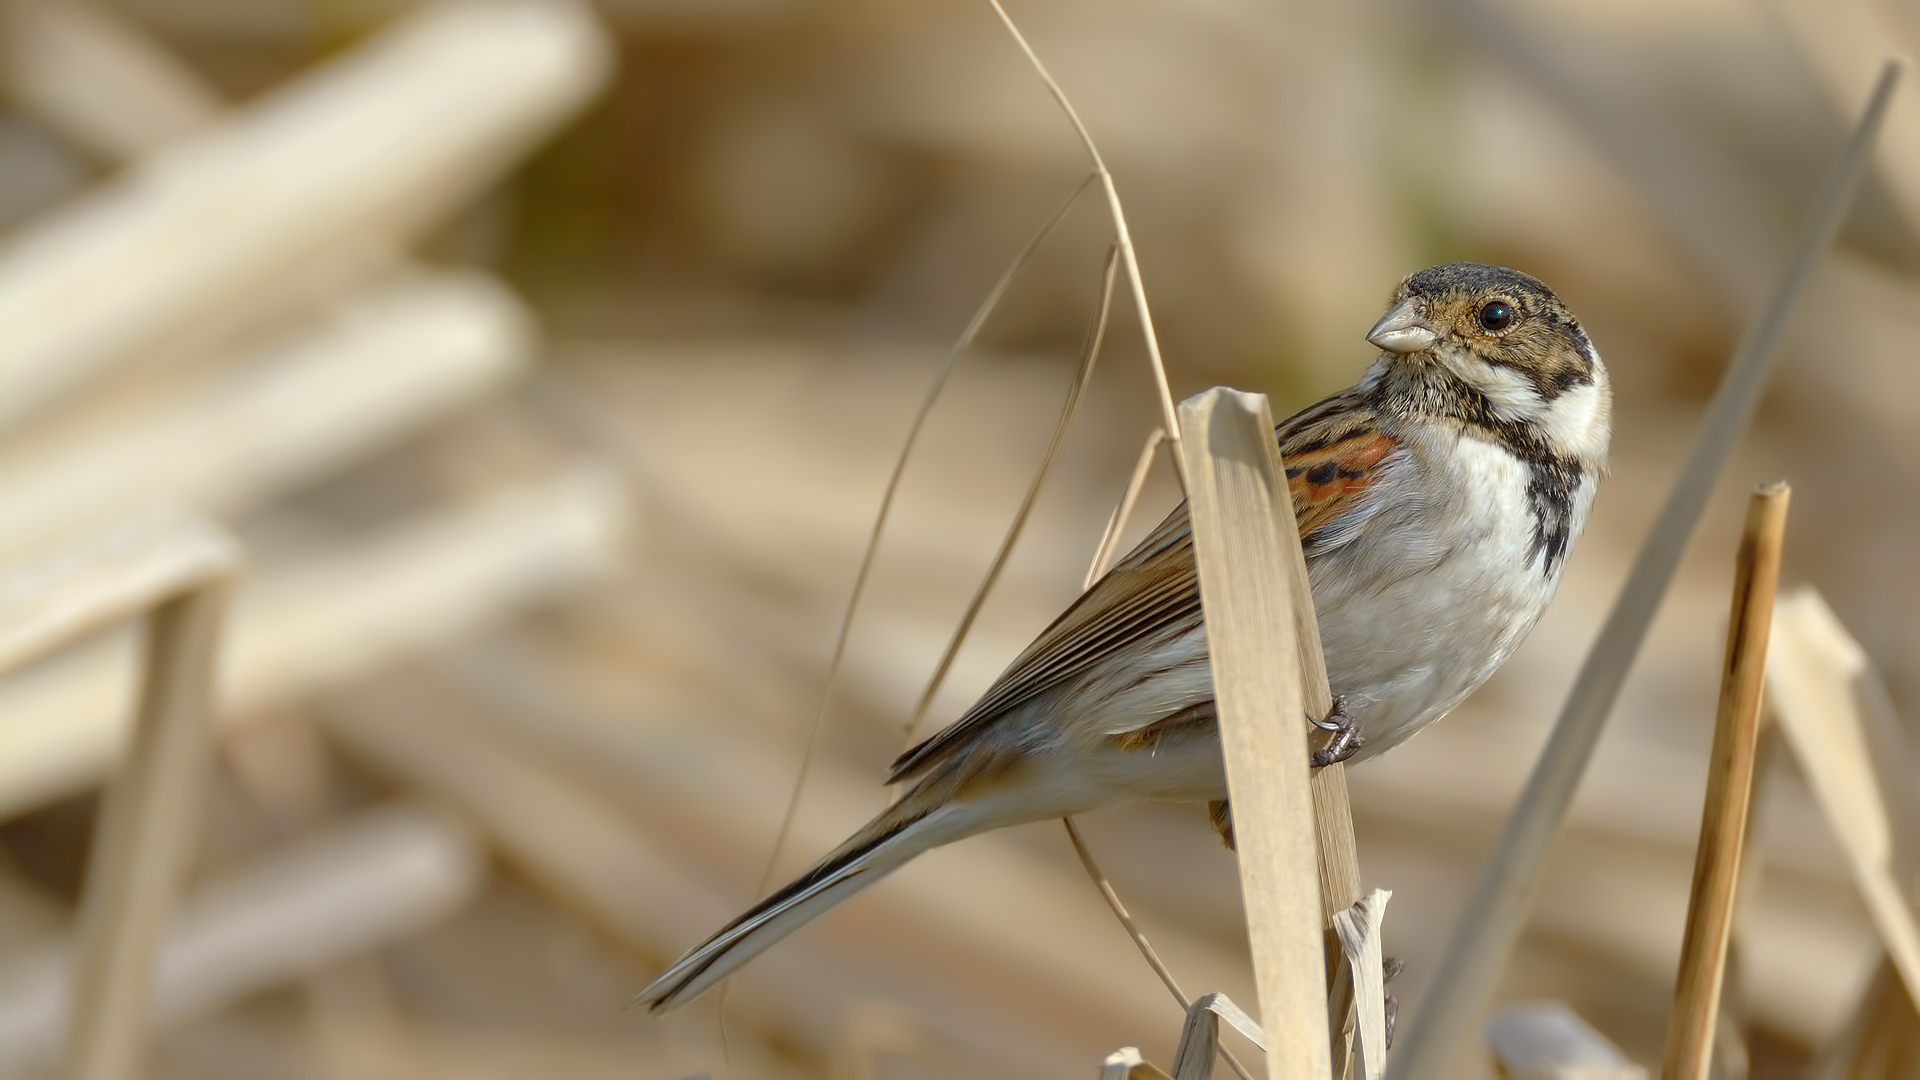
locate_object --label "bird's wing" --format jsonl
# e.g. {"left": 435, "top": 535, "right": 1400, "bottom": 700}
{"left": 886, "top": 391, "right": 1403, "bottom": 784}
{"left": 1277, "top": 394, "right": 1405, "bottom": 557}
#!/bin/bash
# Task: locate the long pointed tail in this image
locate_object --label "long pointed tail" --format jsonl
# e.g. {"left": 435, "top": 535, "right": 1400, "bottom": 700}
{"left": 634, "top": 793, "right": 961, "bottom": 1012}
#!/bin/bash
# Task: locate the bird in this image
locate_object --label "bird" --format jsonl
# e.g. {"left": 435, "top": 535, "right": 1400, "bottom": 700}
{"left": 636, "top": 261, "right": 1611, "bottom": 1012}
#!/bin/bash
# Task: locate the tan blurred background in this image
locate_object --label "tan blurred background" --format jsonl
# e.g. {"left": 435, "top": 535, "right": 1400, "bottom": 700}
{"left": 0, "top": 0, "right": 1917, "bottom": 1076}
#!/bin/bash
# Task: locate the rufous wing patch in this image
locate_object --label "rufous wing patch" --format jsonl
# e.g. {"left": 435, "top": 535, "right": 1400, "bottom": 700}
{"left": 1283, "top": 430, "right": 1399, "bottom": 546}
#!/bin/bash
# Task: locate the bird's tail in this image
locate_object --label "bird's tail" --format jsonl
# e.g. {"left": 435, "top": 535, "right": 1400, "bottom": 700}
{"left": 634, "top": 789, "right": 964, "bottom": 1012}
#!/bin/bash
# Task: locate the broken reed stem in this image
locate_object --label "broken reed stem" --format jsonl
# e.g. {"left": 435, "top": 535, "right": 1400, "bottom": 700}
{"left": 1269, "top": 401, "right": 1365, "bottom": 1074}
{"left": 1062, "top": 820, "right": 1256, "bottom": 1080}
{"left": 1385, "top": 59, "right": 1902, "bottom": 1080}
{"left": 1070, "top": 425, "right": 1265, "bottom": 1078}
{"left": 985, "top": 0, "right": 1187, "bottom": 493}
{"left": 1180, "top": 387, "right": 1330, "bottom": 1078}
{"left": 66, "top": 580, "right": 230, "bottom": 1080}
{"left": 1661, "top": 483, "right": 1790, "bottom": 1080}
{"left": 752, "top": 172, "right": 1096, "bottom": 895}
{"left": 901, "top": 245, "right": 1121, "bottom": 745}
{"left": 1764, "top": 591, "right": 1920, "bottom": 1025}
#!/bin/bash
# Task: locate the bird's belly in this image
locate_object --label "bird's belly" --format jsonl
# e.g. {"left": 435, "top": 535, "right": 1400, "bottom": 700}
{"left": 1308, "top": 444, "right": 1575, "bottom": 759}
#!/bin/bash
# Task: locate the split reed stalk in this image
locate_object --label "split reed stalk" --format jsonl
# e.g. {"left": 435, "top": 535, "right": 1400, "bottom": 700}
{"left": 1273, "top": 420, "right": 1364, "bottom": 1074}
{"left": 1180, "top": 387, "right": 1330, "bottom": 1077}
{"left": 1661, "top": 483, "right": 1790, "bottom": 1080}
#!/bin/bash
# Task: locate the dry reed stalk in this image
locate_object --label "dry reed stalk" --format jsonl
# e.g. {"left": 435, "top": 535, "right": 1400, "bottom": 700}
{"left": 0, "top": 1, "right": 221, "bottom": 158}
{"left": 0, "top": 0, "right": 606, "bottom": 432}
{"left": 1713, "top": 717, "right": 1783, "bottom": 1077}
{"left": 0, "top": 803, "right": 483, "bottom": 1069}
{"left": 1764, "top": 590, "right": 1920, "bottom": 1007}
{"left": 1331, "top": 890, "right": 1391, "bottom": 1080}
{"left": 1272, "top": 392, "right": 1365, "bottom": 1072}
{"left": 1385, "top": 60, "right": 1903, "bottom": 1080}
{"left": 0, "top": 512, "right": 236, "bottom": 673}
{"left": 1066, "top": 371, "right": 1361, "bottom": 1075}
{"left": 0, "top": 271, "right": 530, "bottom": 559}
{"left": 0, "top": 3, "right": 536, "bottom": 567}
{"left": 0, "top": 511, "right": 238, "bottom": 1078}
{"left": 1661, "top": 483, "right": 1790, "bottom": 1080}
{"left": 1168, "top": 993, "right": 1268, "bottom": 1079}
{"left": 0, "top": 472, "right": 626, "bottom": 817}
{"left": 1179, "top": 387, "right": 1330, "bottom": 1077}
{"left": 63, "top": 570, "right": 233, "bottom": 1079}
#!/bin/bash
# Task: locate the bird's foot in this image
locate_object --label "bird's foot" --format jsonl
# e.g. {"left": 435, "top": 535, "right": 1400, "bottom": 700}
{"left": 1308, "top": 695, "right": 1362, "bottom": 767}
{"left": 1383, "top": 955, "right": 1403, "bottom": 1049}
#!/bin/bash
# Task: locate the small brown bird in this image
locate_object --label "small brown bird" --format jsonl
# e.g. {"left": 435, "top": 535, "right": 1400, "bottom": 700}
{"left": 637, "top": 262, "right": 1610, "bottom": 1011}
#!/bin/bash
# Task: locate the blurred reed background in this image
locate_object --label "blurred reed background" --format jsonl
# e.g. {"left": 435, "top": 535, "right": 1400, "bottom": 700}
{"left": 0, "top": 0, "right": 1916, "bottom": 1076}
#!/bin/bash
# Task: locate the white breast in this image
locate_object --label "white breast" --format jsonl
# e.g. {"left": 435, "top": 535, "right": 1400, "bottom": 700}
{"left": 1305, "top": 430, "right": 1596, "bottom": 758}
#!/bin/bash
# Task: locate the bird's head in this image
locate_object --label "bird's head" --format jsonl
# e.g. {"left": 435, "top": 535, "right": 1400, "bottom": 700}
{"left": 1363, "top": 262, "right": 1610, "bottom": 466}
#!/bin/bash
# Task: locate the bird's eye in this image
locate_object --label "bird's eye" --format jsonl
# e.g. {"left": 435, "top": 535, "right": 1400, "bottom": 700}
{"left": 1477, "top": 300, "right": 1514, "bottom": 332}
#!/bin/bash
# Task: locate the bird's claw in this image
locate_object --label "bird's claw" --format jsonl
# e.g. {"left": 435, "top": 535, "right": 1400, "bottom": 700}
{"left": 1383, "top": 955, "right": 1403, "bottom": 1049}
{"left": 1308, "top": 695, "right": 1363, "bottom": 767}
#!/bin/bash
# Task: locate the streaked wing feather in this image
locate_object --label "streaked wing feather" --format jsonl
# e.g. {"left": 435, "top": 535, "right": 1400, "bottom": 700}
{"left": 886, "top": 508, "right": 1197, "bottom": 782}
{"left": 887, "top": 391, "right": 1400, "bottom": 783}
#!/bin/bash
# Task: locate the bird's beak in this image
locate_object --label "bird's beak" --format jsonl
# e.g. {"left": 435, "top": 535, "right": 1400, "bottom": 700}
{"left": 1367, "top": 301, "right": 1439, "bottom": 354}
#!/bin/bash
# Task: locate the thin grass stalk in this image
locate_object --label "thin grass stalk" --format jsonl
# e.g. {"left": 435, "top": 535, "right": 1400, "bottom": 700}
{"left": 985, "top": 0, "right": 1187, "bottom": 493}
{"left": 1085, "top": 427, "right": 1167, "bottom": 588}
{"left": 1180, "top": 387, "right": 1330, "bottom": 1077}
{"left": 1662, "top": 483, "right": 1790, "bottom": 1080}
{"left": 724, "top": 175, "right": 1100, "bottom": 1060}
{"left": 751, "top": 171, "right": 1096, "bottom": 895}
{"left": 65, "top": 581, "right": 229, "bottom": 1080}
{"left": 1384, "top": 59, "right": 1902, "bottom": 1080}
{"left": 1062, "top": 820, "right": 1256, "bottom": 1080}
{"left": 899, "top": 244, "right": 1120, "bottom": 744}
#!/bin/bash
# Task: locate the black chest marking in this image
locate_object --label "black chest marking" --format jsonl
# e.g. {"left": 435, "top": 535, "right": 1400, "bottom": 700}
{"left": 1385, "top": 372, "right": 1585, "bottom": 576}
{"left": 1522, "top": 457, "right": 1580, "bottom": 576}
